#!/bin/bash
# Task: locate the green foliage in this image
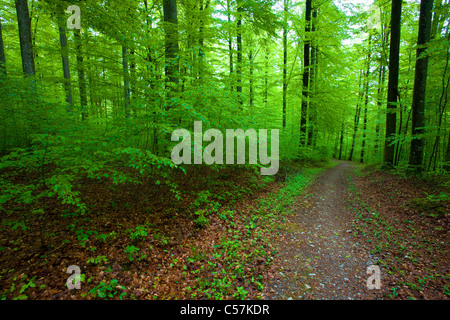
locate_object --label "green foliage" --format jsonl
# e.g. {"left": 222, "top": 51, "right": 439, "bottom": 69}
{"left": 88, "top": 279, "right": 126, "bottom": 299}
{"left": 124, "top": 245, "right": 140, "bottom": 262}
{"left": 129, "top": 225, "right": 148, "bottom": 243}
{"left": 193, "top": 210, "right": 209, "bottom": 228}
{"left": 233, "top": 286, "right": 248, "bottom": 299}
{"left": 87, "top": 255, "right": 108, "bottom": 265}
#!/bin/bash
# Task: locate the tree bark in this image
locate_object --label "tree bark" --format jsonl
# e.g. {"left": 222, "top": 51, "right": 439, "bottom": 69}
{"left": 264, "top": 45, "right": 269, "bottom": 109}
{"left": 409, "top": 0, "right": 433, "bottom": 171}
{"left": 15, "top": 0, "right": 35, "bottom": 76}
{"left": 236, "top": 5, "right": 243, "bottom": 105}
{"left": 383, "top": 0, "right": 402, "bottom": 167}
{"left": 0, "top": 19, "right": 6, "bottom": 76}
{"left": 300, "top": 0, "right": 311, "bottom": 146}
{"left": 57, "top": 15, "right": 72, "bottom": 110}
{"left": 227, "top": 0, "right": 233, "bottom": 86}
{"left": 445, "top": 129, "right": 450, "bottom": 171}
{"left": 282, "top": 0, "right": 288, "bottom": 128}
{"left": 249, "top": 50, "right": 254, "bottom": 107}
{"left": 361, "top": 34, "right": 372, "bottom": 163}
{"left": 122, "top": 46, "right": 131, "bottom": 118}
{"left": 74, "top": 29, "right": 87, "bottom": 121}
{"left": 163, "top": 0, "right": 179, "bottom": 96}
{"left": 338, "top": 108, "right": 345, "bottom": 160}
{"left": 349, "top": 70, "right": 364, "bottom": 162}
{"left": 308, "top": 6, "right": 317, "bottom": 146}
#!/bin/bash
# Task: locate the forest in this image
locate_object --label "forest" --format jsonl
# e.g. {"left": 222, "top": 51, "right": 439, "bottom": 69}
{"left": 0, "top": 0, "right": 448, "bottom": 302}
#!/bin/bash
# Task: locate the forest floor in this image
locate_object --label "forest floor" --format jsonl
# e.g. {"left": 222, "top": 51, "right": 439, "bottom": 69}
{"left": 0, "top": 160, "right": 448, "bottom": 300}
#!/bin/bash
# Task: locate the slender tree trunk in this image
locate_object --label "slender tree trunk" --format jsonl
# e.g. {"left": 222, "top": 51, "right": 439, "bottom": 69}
{"left": 445, "top": 129, "right": 450, "bottom": 171}
{"left": 409, "top": 0, "right": 433, "bottom": 171}
{"left": 427, "top": 27, "right": 449, "bottom": 171}
{"left": 249, "top": 50, "right": 254, "bottom": 107}
{"left": 349, "top": 70, "right": 364, "bottom": 162}
{"left": 122, "top": 46, "right": 131, "bottom": 118}
{"left": 163, "top": 0, "right": 179, "bottom": 96}
{"left": 236, "top": 5, "right": 243, "bottom": 105}
{"left": 264, "top": 45, "right": 269, "bottom": 109}
{"left": 383, "top": 0, "right": 402, "bottom": 167}
{"left": 144, "top": 0, "right": 156, "bottom": 87}
{"left": 15, "top": 0, "right": 35, "bottom": 76}
{"left": 198, "top": 0, "right": 209, "bottom": 81}
{"left": 282, "top": 0, "right": 288, "bottom": 128}
{"left": 338, "top": 108, "right": 345, "bottom": 160}
{"left": 361, "top": 34, "right": 372, "bottom": 163}
{"left": 74, "top": 29, "right": 87, "bottom": 121}
{"left": 300, "top": 0, "right": 311, "bottom": 146}
{"left": 349, "top": 104, "right": 361, "bottom": 162}
{"left": 57, "top": 16, "right": 72, "bottom": 111}
{"left": 430, "top": 0, "right": 443, "bottom": 40}
{"left": 0, "top": 19, "right": 6, "bottom": 76}
{"left": 308, "top": 6, "right": 317, "bottom": 146}
{"left": 375, "top": 63, "right": 386, "bottom": 156}
{"left": 130, "top": 48, "right": 137, "bottom": 116}
{"left": 227, "top": 0, "right": 233, "bottom": 88}
{"left": 375, "top": 15, "right": 389, "bottom": 158}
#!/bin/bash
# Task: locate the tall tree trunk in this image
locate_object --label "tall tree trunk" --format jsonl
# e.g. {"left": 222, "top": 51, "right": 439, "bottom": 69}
{"left": 445, "top": 129, "right": 450, "bottom": 171}
{"left": 143, "top": 0, "right": 155, "bottom": 88}
{"left": 57, "top": 15, "right": 72, "bottom": 111}
{"left": 249, "top": 50, "right": 254, "bottom": 107}
{"left": 15, "top": 0, "right": 35, "bottom": 76}
{"left": 74, "top": 29, "right": 87, "bottom": 121}
{"left": 349, "top": 70, "right": 364, "bottom": 162}
{"left": 383, "top": 0, "right": 402, "bottom": 167}
{"left": 409, "top": 0, "right": 433, "bottom": 171}
{"left": 308, "top": 6, "right": 317, "bottom": 146}
{"left": 338, "top": 108, "right": 345, "bottom": 160}
{"left": 428, "top": 28, "right": 449, "bottom": 171}
{"left": 163, "top": 0, "right": 179, "bottom": 97}
{"left": 375, "top": 14, "right": 390, "bottom": 159}
{"left": 430, "top": 0, "right": 443, "bottom": 40}
{"left": 264, "top": 45, "right": 269, "bottom": 109}
{"left": 300, "top": 0, "right": 311, "bottom": 146}
{"left": 361, "top": 34, "right": 372, "bottom": 163}
{"left": 236, "top": 5, "right": 243, "bottom": 105}
{"left": 122, "top": 46, "right": 131, "bottom": 118}
{"left": 198, "top": 0, "right": 209, "bottom": 81}
{"left": 282, "top": 0, "right": 288, "bottom": 129}
{"left": 130, "top": 48, "right": 137, "bottom": 116}
{"left": 0, "top": 19, "right": 6, "bottom": 76}
{"left": 375, "top": 56, "right": 387, "bottom": 156}
{"left": 227, "top": 0, "right": 233, "bottom": 88}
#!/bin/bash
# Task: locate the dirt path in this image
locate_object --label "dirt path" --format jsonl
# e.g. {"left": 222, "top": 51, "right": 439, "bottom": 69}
{"left": 264, "top": 161, "right": 384, "bottom": 300}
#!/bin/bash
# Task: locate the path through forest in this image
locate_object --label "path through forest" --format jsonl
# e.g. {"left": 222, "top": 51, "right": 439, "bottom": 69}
{"left": 264, "top": 161, "right": 384, "bottom": 300}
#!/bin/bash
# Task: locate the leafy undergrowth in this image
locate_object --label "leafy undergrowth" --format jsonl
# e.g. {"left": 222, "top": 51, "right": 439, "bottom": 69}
{"left": 347, "top": 165, "right": 449, "bottom": 300}
{"left": 0, "top": 158, "right": 328, "bottom": 300}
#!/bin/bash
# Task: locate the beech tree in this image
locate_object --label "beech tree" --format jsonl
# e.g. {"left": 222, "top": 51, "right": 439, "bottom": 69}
{"left": 409, "top": 0, "right": 434, "bottom": 171}
{"left": 383, "top": 0, "right": 402, "bottom": 167}
{"left": 15, "top": 0, "right": 35, "bottom": 76}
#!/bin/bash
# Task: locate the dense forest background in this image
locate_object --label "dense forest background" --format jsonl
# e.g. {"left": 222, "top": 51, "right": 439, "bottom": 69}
{"left": 0, "top": 0, "right": 448, "bottom": 301}
{"left": 1, "top": 0, "right": 449, "bottom": 169}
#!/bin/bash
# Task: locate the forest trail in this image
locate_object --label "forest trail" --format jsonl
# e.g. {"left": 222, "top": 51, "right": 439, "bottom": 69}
{"left": 264, "top": 161, "right": 383, "bottom": 300}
